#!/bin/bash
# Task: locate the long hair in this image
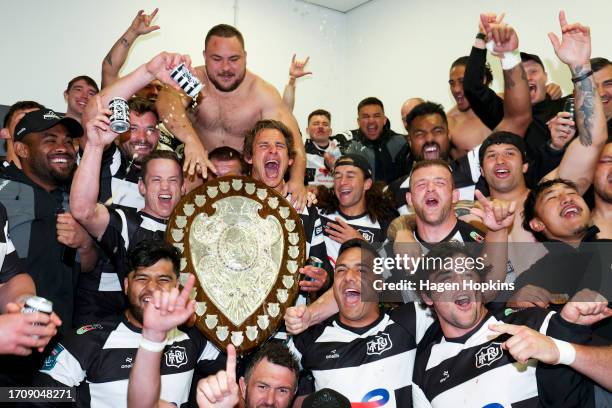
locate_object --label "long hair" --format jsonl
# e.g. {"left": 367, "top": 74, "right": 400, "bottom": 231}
{"left": 318, "top": 180, "right": 397, "bottom": 223}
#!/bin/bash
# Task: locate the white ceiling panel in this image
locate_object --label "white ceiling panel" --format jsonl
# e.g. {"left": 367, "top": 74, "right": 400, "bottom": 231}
{"left": 301, "top": 0, "right": 372, "bottom": 13}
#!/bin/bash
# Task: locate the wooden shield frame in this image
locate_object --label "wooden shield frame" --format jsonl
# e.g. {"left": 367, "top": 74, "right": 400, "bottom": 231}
{"left": 165, "top": 176, "right": 306, "bottom": 353}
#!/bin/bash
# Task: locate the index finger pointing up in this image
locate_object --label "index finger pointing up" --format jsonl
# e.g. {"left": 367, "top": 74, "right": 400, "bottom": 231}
{"left": 226, "top": 344, "right": 237, "bottom": 383}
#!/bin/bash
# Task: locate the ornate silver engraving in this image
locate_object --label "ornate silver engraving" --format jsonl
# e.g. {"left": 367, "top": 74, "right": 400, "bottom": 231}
{"left": 246, "top": 326, "right": 258, "bottom": 341}
{"left": 195, "top": 195, "right": 206, "bottom": 207}
{"left": 183, "top": 203, "right": 195, "bottom": 216}
{"left": 216, "top": 326, "right": 228, "bottom": 341}
{"left": 231, "top": 331, "right": 244, "bottom": 346}
{"left": 219, "top": 181, "right": 230, "bottom": 194}
{"left": 232, "top": 178, "right": 243, "bottom": 191}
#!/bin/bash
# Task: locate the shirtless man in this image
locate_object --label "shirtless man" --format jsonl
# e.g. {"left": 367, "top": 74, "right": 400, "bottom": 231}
{"left": 157, "top": 24, "right": 307, "bottom": 208}
{"left": 447, "top": 56, "right": 492, "bottom": 158}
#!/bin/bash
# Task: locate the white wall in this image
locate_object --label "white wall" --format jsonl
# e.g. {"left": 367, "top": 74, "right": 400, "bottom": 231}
{"left": 1, "top": 0, "right": 610, "bottom": 135}
{"left": 345, "top": 0, "right": 612, "bottom": 133}
{"left": 0, "top": 0, "right": 347, "bottom": 133}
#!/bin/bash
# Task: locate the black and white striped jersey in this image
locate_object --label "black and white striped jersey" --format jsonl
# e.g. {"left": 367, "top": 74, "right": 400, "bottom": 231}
{"left": 0, "top": 202, "right": 22, "bottom": 283}
{"left": 34, "top": 316, "right": 224, "bottom": 407}
{"left": 412, "top": 308, "right": 594, "bottom": 408}
{"left": 97, "top": 143, "right": 144, "bottom": 210}
{"left": 74, "top": 207, "right": 167, "bottom": 325}
{"left": 288, "top": 302, "right": 434, "bottom": 407}
{"left": 317, "top": 209, "right": 392, "bottom": 267}
{"left": 414, "top": 219, "right": 484, "bottom": 248}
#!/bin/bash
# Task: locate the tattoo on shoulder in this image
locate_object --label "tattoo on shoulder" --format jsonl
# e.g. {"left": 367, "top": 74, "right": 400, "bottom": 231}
{"left": 120, "top": 37, "right": 130, "bottom": 48}
{"left": 576, "top": 77, "right": 594, "bottom": 146}
{"left": 105, "top": 53, "right": 113, "bottom": 67}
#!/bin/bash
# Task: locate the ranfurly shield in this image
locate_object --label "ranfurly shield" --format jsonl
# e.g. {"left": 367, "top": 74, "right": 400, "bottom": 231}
{"left": 166, "top": 176, "right": 306, "bottom": 353}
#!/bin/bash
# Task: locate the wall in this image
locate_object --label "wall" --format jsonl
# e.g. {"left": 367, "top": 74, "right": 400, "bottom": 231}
{"left": 345, "top": 0, "right": 612, "bottom": 133}
{"left": 1, "top": 0, "right": 610, "bottom": 134}
{"left": 0, "top": 0, "right": 347, "bottom": 133}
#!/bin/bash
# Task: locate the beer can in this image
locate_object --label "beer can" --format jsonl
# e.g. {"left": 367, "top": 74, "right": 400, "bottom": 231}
{"left": 170, "top": 63, "right": 203, "bottom": 99}
{"left": 303, "top": 257, "right": 324, "bottom": 282}
{"left": 307, "top": 257, "right": 324, "bottom": 269}
{"left": 109, "top": 97, "right": 130, "bottom": 133}
{"left": 22, "top": 296, "right": 53, "bottom": 316}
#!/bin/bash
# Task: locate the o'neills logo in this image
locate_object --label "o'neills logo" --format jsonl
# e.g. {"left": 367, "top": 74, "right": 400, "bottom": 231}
{"left": 43, "top": 111, "right": 60, "bottom": 120}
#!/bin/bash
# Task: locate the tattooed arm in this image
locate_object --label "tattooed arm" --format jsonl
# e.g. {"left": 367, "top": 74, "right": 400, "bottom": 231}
{"left": 543, "top": 11, "right": 607, "bottom": 194}
{"left": 101, "top": 9, "right": 160, "bottom": 88}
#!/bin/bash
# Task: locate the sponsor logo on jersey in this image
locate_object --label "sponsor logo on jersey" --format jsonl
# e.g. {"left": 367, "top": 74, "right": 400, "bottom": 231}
{"left": 76, "top": 323, "right": 103, "bottom": 334}
{"left": 470, "top": 231, "right": 484, "bottom": 243}
{"left": 325, "top": 349, "right": 340, "bottom": 359}
{"left": 41, "top": 343, "right": 65, "bottom": 371}
{"left": 354, "top": 388, "right": 390, "bottom": 407}
{"left": 165, "top": 345, "right": 188, "bottom": 368}
{"left": 366, "top": 333, "right": 392, "bottom": 355}
{"left": 475, "top": 342, "right": 503, "bottom": 368}
{"left": 121, "top": 356, "right": 133, "bottom": 369}
{"left": 359, "top": 229, "right": 375, "bottom": 243}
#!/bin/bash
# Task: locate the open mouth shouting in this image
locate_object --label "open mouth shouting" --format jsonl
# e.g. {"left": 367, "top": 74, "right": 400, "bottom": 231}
{"left": 454, "top": 293, "right": 472, "bottom": 311}
{"left": 422, "top": 143, "right": 440, "bottom": 160}
{"left": 424, "top": 194, "right": 440, "bottom": 208}
{"left": 560, "top": 203, "right": 582, "bottom": 219}
{"left": 493, "top": 166, "right": 510, "bottom": 179}
{"left": 264, "top": 158, "right": 280, "bottom": 180}
{"left": 343, "top": 286, "right": 361, "bottom": 306}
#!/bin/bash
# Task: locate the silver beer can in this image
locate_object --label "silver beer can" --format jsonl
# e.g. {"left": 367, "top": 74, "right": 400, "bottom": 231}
{"left": 109, "top": 97, "right": 130, "bottom": 133}
{"left": 170, "top": 63, "right": 203, "bottom": 99}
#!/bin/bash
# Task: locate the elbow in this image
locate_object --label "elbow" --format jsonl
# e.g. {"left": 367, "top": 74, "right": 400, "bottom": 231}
{"left": 70, "top": 197, "right": 95, "bottom": 225}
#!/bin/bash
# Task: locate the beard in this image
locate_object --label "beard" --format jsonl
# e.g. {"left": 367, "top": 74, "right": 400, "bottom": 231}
{"left": 30, "top": 154, "right": 75, "bottom": 186}
{"left": 206, "top": 66, "right": 246, "bottom": 92}
{"left": 127, "top": 302, "right": 144, "bottom": 325}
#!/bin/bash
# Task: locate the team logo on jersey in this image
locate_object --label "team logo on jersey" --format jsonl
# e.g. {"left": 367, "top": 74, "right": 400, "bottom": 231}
{"left": 366, "top": 333, "right": 392, "bottom": 355}
{"left": 76, "top": 323, "right": 103, "bottom": 335}
{"left": 41, "top": 343, "right": 65, "bottom": 371}
{"left": 165, "top": 345, "right": 188, "bottom": 368}
{"left": 315, "top": 225, "right": 323, "bottom": 236}
{"left": 470, "top": 231, "right": 485, "bottom": 243}
{"left": 359, "top": 229, "right": 375, "bottom": 243}
{"left": 475, "top": 342, "right": 503, "bottom": 368}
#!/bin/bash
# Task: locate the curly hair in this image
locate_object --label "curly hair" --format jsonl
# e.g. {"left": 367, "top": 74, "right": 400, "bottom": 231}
{"left": 317, "top": 180, "right": 397, "bottom": 223}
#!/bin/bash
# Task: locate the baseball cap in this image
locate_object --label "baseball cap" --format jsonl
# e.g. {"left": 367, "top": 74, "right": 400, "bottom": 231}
{"left": 14, "top": 109, "right": 83, "bottom": 142}
{"left": 302, "top": 388, "right": 351, "bottom": 408}
{"left": 520, "top": 52, "right": 545, "bottom": 71}
{"left": 479, "top": 131, "right": 528, "bottom": 164}
{"left": 333, "top": 154, "right": 372, "bottom": 179}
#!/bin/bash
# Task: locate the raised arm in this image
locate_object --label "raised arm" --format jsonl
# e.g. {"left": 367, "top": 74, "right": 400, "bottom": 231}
{"left": 480, "top": 16, "right": 532, "bottom": 135}
{"left": 282, "top": 54, "right": 312, "bottom": 112}
{"left": 71, "top": 97, "right": 117, "bottom": 239}
{"left": 101, "top": 8, "right": 160, "bottom": 88}
{"left": 463, "top": 14, "right": 505, "bottom": 130}
{"left": 284, "top": 287, "right": 338, "bottom": 335}
{"left": 544, "top": 11, "right": 607, "bottom": 193}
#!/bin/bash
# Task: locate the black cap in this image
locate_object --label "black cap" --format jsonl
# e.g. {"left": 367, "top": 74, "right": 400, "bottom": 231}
{"left": 302, "top": 388, "right": 351, "bottom": 408}
{"left": 334, "top": 154, "right": 372, "bottom": 178}
{"left": 14, "top": 110, "right": 83, "bottom": 142}
{"left": 520, "top": 52, "right": 545, "bottom": 71}
{"left": 479, "top": 131, "right": 528, "bottom": 164}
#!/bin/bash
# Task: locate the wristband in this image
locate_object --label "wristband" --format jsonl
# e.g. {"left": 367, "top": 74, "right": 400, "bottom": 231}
{"left": 551, "top": 338, "right": 576, "bottom": 365}
{"left": 485, "top": 40, "right": 521, "bottom": 70}
{"left": 571, "top": 70, "right": 593, "bottom": 83}
{"left": 139, "top": 336, "right": 167, "bottom": 352}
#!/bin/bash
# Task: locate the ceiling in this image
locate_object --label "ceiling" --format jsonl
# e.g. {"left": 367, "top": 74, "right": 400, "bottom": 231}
{"left": 301, "top": 0, "right": 372, "bottom": 13}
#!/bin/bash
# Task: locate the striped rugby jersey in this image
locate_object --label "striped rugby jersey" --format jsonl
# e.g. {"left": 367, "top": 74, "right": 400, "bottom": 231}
{"left": 412, "top": 308, "right": 594, "bottom": 407}
{"left": 288, "top": 302, "right": 434, "bottom": 407}
{"left": 34, "top": 316, "right": 224, "bottom": 407}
